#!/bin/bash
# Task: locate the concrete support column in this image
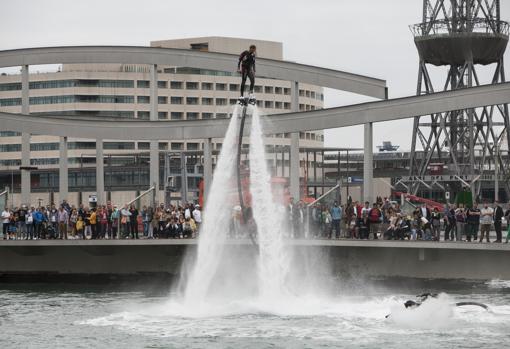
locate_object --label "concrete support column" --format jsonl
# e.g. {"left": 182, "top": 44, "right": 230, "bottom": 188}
{"left": 363, "top": 122, "right": 374, "bottom": 204}
{"left": 59, "top": 136, "right": 68, "bottom": 202}
{"left": 149, "top": 64, "right": 159, "bottom": 199}
{"left": 20, "top": 65, "right": 30, "bottom": 205}
{"left": 203, "top": 138, "right": 213, "bottom": 199}
{"left": 290, "top": 81, "right": 300, "bottom": 200}
{"left": 96, "top": 139, "right": 104, "bottom": 205}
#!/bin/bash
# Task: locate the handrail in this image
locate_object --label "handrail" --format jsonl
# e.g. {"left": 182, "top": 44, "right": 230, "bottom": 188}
{"left": 307, "top": 184, "right": 340, "bottom": 208}
{"left": 410, "top": 19, "right": 510, "bottom": 36}
{"left": 126, "top": 186, "right": 155, "bottom": 206}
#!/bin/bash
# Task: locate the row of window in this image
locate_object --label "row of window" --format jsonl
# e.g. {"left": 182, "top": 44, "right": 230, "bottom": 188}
{"left": 0, "top": 79, "right": 324, "bottom": 100}
{"left": 0, "top": 141, "right": 198, "bottom": 153}
{"left": 0, "top": 95, "right": 321, "bottom": 108}
{"left": 0, "top": 141, "right": 144, "bottom": 152}
{"left": 0, "top": 95, "right": 135, "bottom": 106}
{"left": 0, "top": 79, "right": 134, "bottom": 91}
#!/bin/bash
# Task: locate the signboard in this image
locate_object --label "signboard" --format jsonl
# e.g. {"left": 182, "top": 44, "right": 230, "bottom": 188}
{"left": 347, "top": 177, "right": 363, "bottom": 184}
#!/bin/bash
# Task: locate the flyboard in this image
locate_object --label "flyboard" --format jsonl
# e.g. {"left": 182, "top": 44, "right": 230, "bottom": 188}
{"left": 236, "top": 95, "right": 258, "bottom": 246}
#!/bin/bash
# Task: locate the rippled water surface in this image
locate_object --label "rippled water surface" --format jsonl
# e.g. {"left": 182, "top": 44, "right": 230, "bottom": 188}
{"left": 1, "top": 279, "right": 510, "bottom": 348}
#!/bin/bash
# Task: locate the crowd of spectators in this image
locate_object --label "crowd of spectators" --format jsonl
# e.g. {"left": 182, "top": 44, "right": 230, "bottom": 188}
{"left": 2, "top": 197, "right": 509, "bottom": 243}
{"left": 308, "top": 197, "right": 510, "bottom": 243}
{"left": 1, "top": 200, "right": 202, "bottom": 240}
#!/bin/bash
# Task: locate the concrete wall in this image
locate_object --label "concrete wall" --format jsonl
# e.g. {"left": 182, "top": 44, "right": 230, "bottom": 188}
{"left": 0, "top": 240, "right": 508, "bottom": 281}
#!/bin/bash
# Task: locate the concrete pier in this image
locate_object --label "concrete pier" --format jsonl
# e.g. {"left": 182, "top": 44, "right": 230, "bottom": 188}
{"left": 0, "top": 240, "right": 508, "bottom": 281}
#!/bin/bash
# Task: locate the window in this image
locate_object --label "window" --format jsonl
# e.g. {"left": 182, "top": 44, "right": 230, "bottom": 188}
{"left": 190, "top": 42, "right": 208, "bottom": 50}
{"left": 215, "top": 83, "right": 226, "bottom": 91}
{"left": 306, "top": 90, "right": 311, "bottom": 98}
{"left": 254, "top": 85, "right": 262, "bottom": 93}
{"left": 311, "top": 91, "right": 316, "bottom": 99}
{"left": 68, "top": 141, "right": 96, "bottom": 149}
{"left": 284, "top": 88, "right": 291, "bottom": 95}
{"left": 158, "top": 96, "right": 167, "bottom": 104}
{"left": 187, "top": 142, "right": 199, "bottom": 150}
{"left": 137, "top": 96, "right": 150, "bottom": 104}
{"left": 0, "top": 159, "right": 21, "bottom": 166}
{"left": 138, "top": 142, "right": 150, "bottom": 150}
{"left": 284, "top": 102, "right": 291, "bottom": 109}
{"left": 159, "top": 142, "right": 168, "bottom": 150}
{"left": 171, "top": 112, "right": 183, "bottom": 120}
{"left": 275, "top": 87, "right": 282, "bottom": 94}
{"left": 0, "top": 98, "right": 21, "bottom": 106}
{"left": 138, "top": 111, "right": 150, "bottom": 120}
{"left": 31, "top": 158, "right": 59, "bottom": 166}
{"left": 216, "top": 113, "right": 228, "bottom": 119}
{"left": 186, "top": 97, "right": 199, "bottom": 105}
{"left": 186, "top": 82, "right": 199, "bottom": 90}
{"left": 202, "top": 112, "right": 213, "bottom": 119}
{"left": 171, "top": 142, "right": 183, "bottom": 150}
{"left": 275, "top": 101, "right": 283, "bottom": 109}
{"left": 158, "top": 81, "right": 167, "bottom": 88}
{"left": 170, "top": 81, "right": 183, "bottom": 89}
{"left": 0, "top": 131, "right": 21, "bottom": 137}
{"left": 187, "top": 112, "right": 199, "bottom": 120}
{"left": 158, "top": 112, "right": 168, "bottom": 119}
{"left": 229, "top": 84, "right": 239, "bottom": 92}
{"left": 31, "top": 142, "right": 59, "bottom": 151}
{"left": 0, "top": 82, "right": 21, "bottom": 91}
{"left": 256, "top": 100, "right": 263, "bottom": 107}
{"left": 299, "top": 104, "right": 305, "bottom": 111}
{"left": 299, "top": 89, "right": 305, "bottom": 97}
{"left": 104, "top": 142, "right": 135, "bottom": 150}
{"left": 202, "top": 97, "right": 213, "bottom": 105}
{"left": 202, "top": 82, "right": 213, "bottom": 90}
{"left": 216, "top": 98, "right": 227, "bottom": 106}
{"left": 0, "top": 144, "right": 21, "bottom": 152}
{"left": 264, "top": 101, "right": 274, "bottom": 108}
{"left": 137, "top": 80, "right": 150, "bottom": 88}
{"left": 264, "top": 86, "right": 273, "bottom": 94}
{"left": 171, "top": 96, "right": 183, "bottom": 104}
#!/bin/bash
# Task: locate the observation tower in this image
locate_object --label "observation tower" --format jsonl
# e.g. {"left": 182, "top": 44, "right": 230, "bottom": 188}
{"left": 409, "top": 0, "right": 510, "bottom": 200}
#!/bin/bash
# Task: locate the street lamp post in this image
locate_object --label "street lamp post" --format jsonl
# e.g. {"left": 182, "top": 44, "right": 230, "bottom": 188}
{"left": 495, "top": 142, "right": 501, "bottom": 202}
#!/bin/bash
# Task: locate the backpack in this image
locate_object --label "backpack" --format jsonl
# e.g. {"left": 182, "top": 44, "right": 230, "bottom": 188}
{"left": 369, "top": 208, "right": 381, "bottom": 223}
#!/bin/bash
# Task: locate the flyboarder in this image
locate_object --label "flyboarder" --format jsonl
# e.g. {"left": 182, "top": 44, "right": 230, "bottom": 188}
{"left": 238, "top": 45, "right": 257, "bottom": 103}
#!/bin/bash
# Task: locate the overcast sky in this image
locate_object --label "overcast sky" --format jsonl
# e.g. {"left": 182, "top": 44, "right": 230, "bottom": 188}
{"left": 1, "top": 0, "right": 509, "bottom": 150}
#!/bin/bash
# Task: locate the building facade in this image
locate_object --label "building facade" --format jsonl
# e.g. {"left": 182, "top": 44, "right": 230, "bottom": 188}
{"left": 0, "top": 37, "right": 324, "bottom": 206}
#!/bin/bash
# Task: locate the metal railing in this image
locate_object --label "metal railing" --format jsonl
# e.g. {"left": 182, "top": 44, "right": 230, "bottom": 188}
{"left": 410, "top": 19, "right": 509, "bottom": 37}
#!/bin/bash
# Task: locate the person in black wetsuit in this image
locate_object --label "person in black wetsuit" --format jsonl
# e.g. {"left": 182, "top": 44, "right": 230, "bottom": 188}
{"left": 238, "top": 45, "right": 256, "bottom": 97}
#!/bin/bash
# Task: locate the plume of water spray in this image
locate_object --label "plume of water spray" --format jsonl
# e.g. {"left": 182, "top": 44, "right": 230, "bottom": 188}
{"left": 183, "top": 105, "right": 241, "bottom": 305}
{"left": 248, "top": 106, "right": 291, "bottom": 300}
